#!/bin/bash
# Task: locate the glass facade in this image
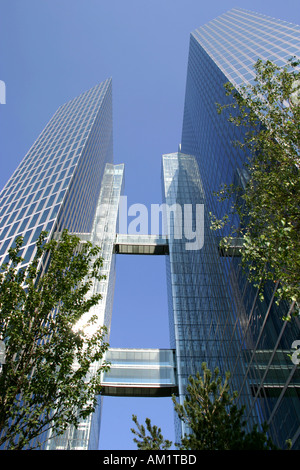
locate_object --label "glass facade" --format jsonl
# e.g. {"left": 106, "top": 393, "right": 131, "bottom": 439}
{"left": 1, "top": 7, "right": 299, "bottom": 451}
{"left": 0, "top": 78, "right": 113, "bottom": 269}
{"left": 192, "top": 8, "right": 300, "bottom": 88}
{"left": 46, "top": 162, "right": 125, "bottom": 450}
{"left": 162, "top": 152, "right": 239, "bottom": 440}
{"left": 0, "top": 79, "right": 124, "bottom": 450}
{"left": 180, "top": 9, "right": 300, "bottom": 449}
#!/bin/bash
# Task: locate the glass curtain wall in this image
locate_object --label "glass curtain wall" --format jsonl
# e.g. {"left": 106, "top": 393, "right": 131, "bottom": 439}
{"left": 162, "top": 152, "right": 239, "bottom": 441}
{"left": 0, "top": 78, "right": 113, "bottom": 270}
{"left": 0, "top": 79, "right": 116, "bottom": 450}
{"left": 46, "top": 163, "right": 125, "bottom": 450}
{"left": 180, "top": 9, "right": 300, "bottom": 448}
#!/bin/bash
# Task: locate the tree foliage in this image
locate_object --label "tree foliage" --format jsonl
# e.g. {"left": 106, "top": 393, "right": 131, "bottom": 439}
{"left": 0, "top": 230, "right": 110, "bottom": 449}
{"left": 131, "top": 363, "right": 279, "bottom": 450}
{"left": 173, "top": 364, "right": 278, "bottom": 450}
{"left": 131, "top": 415, "right": 172, "bottom": 450}
{"left": 210, "top": 58, "right": 300, "bottom": 312}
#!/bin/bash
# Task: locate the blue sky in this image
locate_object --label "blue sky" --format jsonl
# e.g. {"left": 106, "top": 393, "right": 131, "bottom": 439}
{"left": 0, "top": 0, "right": 299, "bottom": 450}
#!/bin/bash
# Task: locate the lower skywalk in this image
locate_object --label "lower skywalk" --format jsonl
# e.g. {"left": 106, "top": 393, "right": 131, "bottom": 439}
{"left": 101, "top": 348, "right": 178, "bottom": 397}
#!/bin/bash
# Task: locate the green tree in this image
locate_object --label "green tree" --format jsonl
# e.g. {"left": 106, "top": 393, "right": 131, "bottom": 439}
{"left": 131, "top": 363, "right": 279, "bottom": 450}
{"left": 210, "top": 58, "right": 300, "bottom": 313}
{"left": 0, "top": 230, "right": 110, "bottom": 449}
{"left": 131, "top": 415, "right": 172, "bottom": 450}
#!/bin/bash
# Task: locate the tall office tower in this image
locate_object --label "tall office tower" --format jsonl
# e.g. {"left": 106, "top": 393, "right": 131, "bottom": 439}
{"left": 0, "top": 78, "right": 125, "bottom": 450}
{"left": 180, "top": 9, "right": 300, "bottom": 449}
{"left": 46, "top": 162, "right": 124, "bottom": 450}
{"left": 0, "top": 78, "right": 113, "bottom": 264}
{"left": 162, "top": 152, "right": 239, "bottom": 440}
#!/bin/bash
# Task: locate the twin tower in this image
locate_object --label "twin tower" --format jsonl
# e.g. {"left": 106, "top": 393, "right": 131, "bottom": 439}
{"left": 0, "top": 77, "right": 214, "bottom": 449}
{"left": 1, "top": 8, "right": 299, "bottom": 449}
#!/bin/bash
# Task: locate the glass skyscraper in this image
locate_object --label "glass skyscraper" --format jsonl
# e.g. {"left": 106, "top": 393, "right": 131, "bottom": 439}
{"left": 0, "top": 78, "right": 113, "bottom": 264}
{"left": 0, "top": 7, "right": 299, "bottom": 451}
{"left": 162, "top": 152, "right": 240, "bottom": 440}
{"left": 180, "top": 8, "right": 300, "bottom": 449}
{"left": 46, "top": 162, "right": 124, "bottom": 450}
{"left": 0, "top": 78, "right": 125, "bottom": 450}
